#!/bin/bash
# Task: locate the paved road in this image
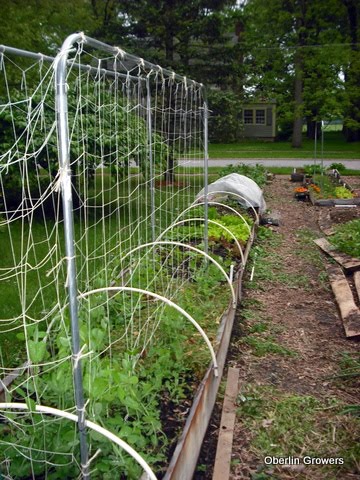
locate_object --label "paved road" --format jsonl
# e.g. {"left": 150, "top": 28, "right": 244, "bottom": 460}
{"left": 179, "top": 158, "right": 360, "bottom": 169}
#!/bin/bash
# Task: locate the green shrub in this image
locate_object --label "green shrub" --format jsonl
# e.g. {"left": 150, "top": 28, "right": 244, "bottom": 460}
{"left": 303, "top": 164, "right": 327, "bottom": 175}
{"left": 207, "top": 90, "right": 243, "bottom": 143}
{"left": 218, "top": 163, "right": 267, "bottom": 187}
{"left": 329, "top": 162, "right": 346, "bottom": 173}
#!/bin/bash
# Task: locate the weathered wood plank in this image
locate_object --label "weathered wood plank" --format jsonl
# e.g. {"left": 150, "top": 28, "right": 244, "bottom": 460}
{"left": 327, "top": 264, "right": 360, "bottom": 337}
{"left": 314, "top": 237, "right": 360, "bottom": 273}
{"left": 354, "top": 271, "right": 360, "bottom": 304}
{"left": 212, "top": 367, "right": 240, "bottom": 480}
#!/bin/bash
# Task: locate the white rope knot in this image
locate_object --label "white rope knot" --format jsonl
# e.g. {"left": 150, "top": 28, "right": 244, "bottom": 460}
{"left": 115, "top": 47, "right": 125, "bottom": 60}
{"left": 54, "top": 166, "right": 71, "bottom": 193}
{"left": 75, "top": 33, "right": 86, "bottom": 56}
{"left": 37, "top": 54, "right": 44, "bottom": 70}
{"left": 52, "top": 45, "right": 76, "bottom": 71}
{"left": 79, "top": 32, "right": 86, "bottom": 43}
{"left": 156, "top": 65, "right": 163, "bottom": 77}
{"left": 81, "top": 448, "right": 101, "bottom": 471}
{"left": 95, "top": 59, "right": 102, "bottom": 79}
{"left": 77, "top": 398, "right": 90, "bottom": 425}
{"left": 125, "top": 70, "right": 131, "bottom": 87}
{"left": 72, "top": 345, "right": 93, "bottom": 370}
{"left": 21, "top": 71, "right": 27, "bottom": 91}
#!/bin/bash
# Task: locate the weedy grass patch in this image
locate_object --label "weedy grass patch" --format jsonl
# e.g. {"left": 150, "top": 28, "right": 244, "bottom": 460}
{"left": 244, "top": 336, "right": 296, "bottom": 357}
{"left": 246, "top": 227, "right": 312, "bottom": 291}
{"left": 236, "top": 385, "right": 360, "bottom": 479}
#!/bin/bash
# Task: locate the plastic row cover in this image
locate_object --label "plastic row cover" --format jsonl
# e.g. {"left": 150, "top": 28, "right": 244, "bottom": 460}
{"left": 196, "top": 173, "right": 267, "bottom": 214}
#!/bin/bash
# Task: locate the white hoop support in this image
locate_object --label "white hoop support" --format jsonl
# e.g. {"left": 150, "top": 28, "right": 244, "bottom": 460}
{"left": 0, "top": 402, "right": 157, "bottom": 480}
{"left": 172, "top": 201, "right": 252, "bottom": 235}
{"left": 79, "top": 287, "right": 219, "bottom": 377}
{"left": 119, "top": 241, "right": 236, "bottom": 306}
{"left": 193, "top": 191, "right": 260, "bottom": 224}
{"left": 157, "top": 218, "right": 245, "bottom": 267}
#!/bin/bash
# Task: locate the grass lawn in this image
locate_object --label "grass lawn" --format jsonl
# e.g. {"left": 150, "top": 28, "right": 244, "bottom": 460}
{"left": 0, "top": 170, "right": 208, "bottom": 366}
{"left": 209, "top": 131, "right": 360, "bottom": 160}
{"left": 178, "top": 165, "right": 360, "bottom": 176}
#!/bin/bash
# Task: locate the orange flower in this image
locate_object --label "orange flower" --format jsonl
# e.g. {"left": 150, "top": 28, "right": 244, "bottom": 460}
{"left": 295, "top": 186, "right": 308, "bottom": 193}
{"left": 309, "top": 183, "right": 321, "bottom": 193}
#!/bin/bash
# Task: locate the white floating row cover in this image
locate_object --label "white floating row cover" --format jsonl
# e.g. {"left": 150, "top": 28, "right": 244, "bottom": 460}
{"left": 196, "top": 173, "right": 267, "bottom": 213}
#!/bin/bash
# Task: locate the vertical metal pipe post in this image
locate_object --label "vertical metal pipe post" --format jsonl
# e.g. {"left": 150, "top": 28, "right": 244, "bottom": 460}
{"left": 54, "top": 33, "right": 89, "bottom": 478}
{"left": 320, "top": 120, "right": 324, "bottom": 190}
{"left": 146, "top": 76, "right": 156, "bottom": 242}
{"left": 314, "top": 121, "right": 317, "bottom": 169}
{"left": 203, "top": 93, "right": 209, "bottom": 258}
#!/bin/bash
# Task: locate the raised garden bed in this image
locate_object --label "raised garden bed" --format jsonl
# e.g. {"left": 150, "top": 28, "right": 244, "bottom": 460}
{"left": 308, "top": 170, "right": 360, "bottom": 206}
{"left": 0, "top": 202, "right": 257, "bottom": 479}
{"left": 164, "top": 222, "right": 255, "bottom": 479}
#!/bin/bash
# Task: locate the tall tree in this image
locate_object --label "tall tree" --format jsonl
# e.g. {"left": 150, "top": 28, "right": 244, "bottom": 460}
{"left": 241, "top": 0, "right": 350, "bottom": 146}
{"left": 90, "top": 0, "right": 237, "bottom": 81}
{"left": 0, "top": 0, "right": 99, "bottom": 54}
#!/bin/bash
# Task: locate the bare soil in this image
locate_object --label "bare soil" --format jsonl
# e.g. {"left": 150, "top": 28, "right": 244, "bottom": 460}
{"left": 197, "top": 175, "right": 360, "bottom": 480}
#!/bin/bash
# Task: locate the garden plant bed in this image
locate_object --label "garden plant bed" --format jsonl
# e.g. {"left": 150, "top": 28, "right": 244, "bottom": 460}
{"left": 197, "top": 175, "right": 360, "bottom": 480}
{"left": 164, "top": 225, "right": 255, "bottom": 480}
{"left": 0, "top": 196, "right": 257, "bottom": 479}
{"left": 308, "top": 170, "right": 360, "bottom": 207}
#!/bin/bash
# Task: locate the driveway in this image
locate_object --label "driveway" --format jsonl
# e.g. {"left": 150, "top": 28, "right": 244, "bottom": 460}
{"left": 179, "top": 158, "right": 360, "bottom": 169}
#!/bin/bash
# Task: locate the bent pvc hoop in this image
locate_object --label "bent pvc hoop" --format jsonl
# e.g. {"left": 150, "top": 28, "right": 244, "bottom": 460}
{"left": 80, "top": 286, "right": 219, "bottom": 377}
{"left": 118, "top": 241, "right": 236, "bottom": 306}
{"left": 156, "top": 218, "right": 245, "bottom": 267}
{"left": 193, "top": 191, "right": 260, "bottom": 224}
{"left": 0, "top": 402, "right": 157, "bottom": 480}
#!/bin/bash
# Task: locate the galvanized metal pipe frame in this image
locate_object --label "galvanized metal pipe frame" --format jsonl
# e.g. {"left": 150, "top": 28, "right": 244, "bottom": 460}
{"left": 1, "top": 33, "right": 209, "bottom": 478}
{"left": 54, "top": 32, "right": 208, "bottom": 478}
{"left": 55, "top": 32, "right": 90, "bottom": 477}
{"left": 164, "top": 225, "right": 256, "bottom": 480}
{"left": 0, "top": 43, "right": 140, "bottom": 82}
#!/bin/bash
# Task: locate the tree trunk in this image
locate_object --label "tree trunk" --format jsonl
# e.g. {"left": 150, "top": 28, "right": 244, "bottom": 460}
{"left": 164, "top": 152, "right": 175, "bottom": 183}
{"left": 291, "top": 0, "right": 309, "bottom": 149}
{"left": 306, "top": 118, "right": 321, "bottom": 139}
{"left": 342, "top": 0, "right": 360, "bottom": 142}
{"left": 292, "top": 51, "right": 303, "bottom": 148}
{"left": 165, "top": 34, "right": 174, "bottom": 64}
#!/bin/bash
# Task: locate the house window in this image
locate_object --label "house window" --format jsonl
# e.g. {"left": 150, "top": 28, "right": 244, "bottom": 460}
{"left": 244, "top": 109, "right": 253, "bottom": 124}
{"left": 256, "top": 109, "right": 265, "bottom": 124}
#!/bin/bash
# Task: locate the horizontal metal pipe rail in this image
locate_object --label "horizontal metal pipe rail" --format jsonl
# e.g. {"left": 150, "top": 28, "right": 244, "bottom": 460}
{"left": 0, "top": 43, "right": 139, "bottom": 82}
{"left": 1, "top": 32, "right": 204, "bottom": 87}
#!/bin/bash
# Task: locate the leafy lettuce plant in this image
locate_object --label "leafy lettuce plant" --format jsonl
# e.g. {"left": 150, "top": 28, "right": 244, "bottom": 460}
{"left": 329, "top": 219, "right": 360, "bottom": 258}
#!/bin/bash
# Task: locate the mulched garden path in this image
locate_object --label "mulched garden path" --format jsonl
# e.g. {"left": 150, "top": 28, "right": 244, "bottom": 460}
{"left": 197, "top": 175, "right": 360, "bottom": 480}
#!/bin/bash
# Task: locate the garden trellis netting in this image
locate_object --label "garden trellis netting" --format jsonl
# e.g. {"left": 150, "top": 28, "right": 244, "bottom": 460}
{"left": 0, "top": 33, "right": 254, "bottom": 479}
